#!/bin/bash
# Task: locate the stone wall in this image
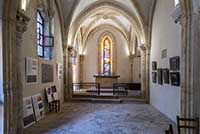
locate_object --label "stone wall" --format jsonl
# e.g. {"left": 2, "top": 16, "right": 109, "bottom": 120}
{"left": 21, "top": 0, "right": 64, "bottom": 110}
{"left": 82, "top": 27, "right": 141, "bottom": 83}
{"left": 150, "top": 0, "right": 181, "bottom": 121}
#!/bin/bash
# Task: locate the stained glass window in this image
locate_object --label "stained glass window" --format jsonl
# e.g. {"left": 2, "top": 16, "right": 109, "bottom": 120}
{"left": 103, "top": 37, "right": 112, "bottom": 75}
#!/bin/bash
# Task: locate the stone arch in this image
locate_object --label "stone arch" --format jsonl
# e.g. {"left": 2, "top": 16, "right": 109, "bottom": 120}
{"left": 82, "top": 24, "right": 129, "bottom": 55}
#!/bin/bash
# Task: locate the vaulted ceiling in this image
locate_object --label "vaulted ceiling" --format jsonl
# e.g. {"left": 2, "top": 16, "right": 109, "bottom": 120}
{"left": 59, "top": 0, "right": 155, "bottom": 28}
{"left": 59, "top": 0, "right": 156, "bottom": 50}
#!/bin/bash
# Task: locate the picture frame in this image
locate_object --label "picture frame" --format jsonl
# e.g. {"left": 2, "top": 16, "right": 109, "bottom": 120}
{"left": 157, "top": 68, "right": 163, "bottom": 85}
{"left": 152, "top": 72, "right": 157, "bottom": 83}
{"left": 169, "top": 56, "right": 180, "bottom": 71}
{"left": 170, "top": 72, "right": 180, "bottom": 86}
{"left": 163, "top": 68, "right": 170, "bottom": 84}
{"left": 152, "top": 61, "right": 157, "bottom": 70}
{"left": 161, "top": 49, "right": 167, "bottom": 59}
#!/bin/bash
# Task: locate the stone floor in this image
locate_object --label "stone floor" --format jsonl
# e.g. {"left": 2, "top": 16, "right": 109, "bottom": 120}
{"left": 24, "top": 102, "right": 175, "bottom": 134}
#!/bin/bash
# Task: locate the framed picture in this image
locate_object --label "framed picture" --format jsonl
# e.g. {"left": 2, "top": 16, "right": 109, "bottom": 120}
{"left": 161, "top": 49, "right": 167, "bottom": 59}
{"left": 152, "top": 61, "right": 157, "bottom": 70}
{"left": 152, "top": 72, "right": 157, "bottom": 83}
{"left": 163, "top": 68, "right": 170, "bottom": 84}
{"left": 157, "top": 68, "right": 163, "bottom": 85}
{"left": 26, "top": 57, "right": 38, "bottom": 84}
{"left": 170, "top": 72, "right": 180, "bottom": 86}
{"left": 169, "top": 56, "right": 180, "bottom": 71}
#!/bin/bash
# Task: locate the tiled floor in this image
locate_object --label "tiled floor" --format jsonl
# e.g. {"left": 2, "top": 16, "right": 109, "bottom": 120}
{"left": 24, "top": 102, "right": 175, "bottom": 134}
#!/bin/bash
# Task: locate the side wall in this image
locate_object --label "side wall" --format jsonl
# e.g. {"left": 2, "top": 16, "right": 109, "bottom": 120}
{"left": 150, "top": 0, "right": 181, "bottom": 121}
{"left": 22, "top": 0, "right": 64, "bottom": 110}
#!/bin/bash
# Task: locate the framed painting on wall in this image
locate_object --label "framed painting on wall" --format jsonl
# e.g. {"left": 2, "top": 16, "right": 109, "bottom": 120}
{"left": 163, "top": 68, "right": 170, "bottom": 84}
{"left": 152, "top": 72, "right": 157, "bottom": 83}
{"left": 152, "top": 61, "right": 157, "bottom": 71}
{"left": 157, "top": 68, "right": 163, "bottom": 85}
{"left": 169, "top": 56, "right": 180, "bottom": 71}
{"left": 170, "top": 72, "right": 180, "bottom": 86}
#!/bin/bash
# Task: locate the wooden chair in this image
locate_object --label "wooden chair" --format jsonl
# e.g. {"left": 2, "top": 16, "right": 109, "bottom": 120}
{"left": 177, "top": 116, "right": 199, "bottom": 134}
{"left": 165, "top": 124, "right": 173, "bottom": 134}
{"left": 49, "top": 100, "right": 60, "bottom": 112}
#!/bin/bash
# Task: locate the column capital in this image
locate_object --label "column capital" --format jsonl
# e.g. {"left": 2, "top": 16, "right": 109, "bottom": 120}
{"left": 16, "top": 10, "right": 30, "bottom": 43}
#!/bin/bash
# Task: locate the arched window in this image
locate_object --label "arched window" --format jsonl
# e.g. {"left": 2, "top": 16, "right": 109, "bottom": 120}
{"left": 102, "top": 36, "right": 112, "bottom": 75}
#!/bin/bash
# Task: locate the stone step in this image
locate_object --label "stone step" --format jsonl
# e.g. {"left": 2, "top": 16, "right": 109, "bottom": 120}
{"left": 91, "top": 98, "right": 122, "bottom": 103}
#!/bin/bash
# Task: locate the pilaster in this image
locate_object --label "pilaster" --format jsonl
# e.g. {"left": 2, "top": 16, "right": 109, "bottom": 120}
{"left": 16, "top": 10, "right": 30, "bottom": 134}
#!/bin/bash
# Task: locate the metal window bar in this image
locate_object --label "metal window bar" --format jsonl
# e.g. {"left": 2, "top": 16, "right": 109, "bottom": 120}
{"left": 72, "top": 83, "right": 100, "bottom": 96}
{"left": 113, "top": 83, "right": 141, "bottom": 96}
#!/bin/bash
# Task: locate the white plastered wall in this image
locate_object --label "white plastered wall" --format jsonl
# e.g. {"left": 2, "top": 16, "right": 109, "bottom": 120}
{"left": 150, "top": 0, "right": 181, "bottom": 121}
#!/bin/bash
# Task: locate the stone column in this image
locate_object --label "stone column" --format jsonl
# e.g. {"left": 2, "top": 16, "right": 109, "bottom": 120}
{"left": 145, "top": 47, "right": 150, "bottom": 103}
{"left": 16, "top": 11, "right": 30, "bottom": 134}
{"left": 140, "top": 46, "right": 147, "bottom": 100}
{"left": 79, "top": 54, "right": 84, "bottom": 83}
{"left": 63, "top": 45, "right": 68, "bottom": 101}
{"left": 180, "top": 12, "right": 200, "bottom": 120}
{"left": 129, "top": 54, "right": 135, "bottom": 82}
{"left": 67, "top": 46, "right": 74, "bottom": 100}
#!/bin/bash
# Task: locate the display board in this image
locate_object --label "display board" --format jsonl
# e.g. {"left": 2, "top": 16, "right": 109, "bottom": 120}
{"left": 45, "top": 87, "right": 53, "bottom": 103}
{"left": 23, "top": 97, "right": 35, "bottom": 128}
{"left": 45, "top": 86, "right": 58, "bottom": 103}
{"left": 32, "top": 94, "right": 45, "bottom": 121}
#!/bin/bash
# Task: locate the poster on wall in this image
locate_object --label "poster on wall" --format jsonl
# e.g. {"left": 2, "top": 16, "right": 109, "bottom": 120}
{"left": 163, "top": 68, "right": 170, "bottom": 84}
{"left": 152, "top": 72, "right": 157, "bottom": 83}
{"left": 32, "top": 94, "right": 45, "bottom": 121}
{"left": 26, "top": 57, "right": 38, "bottom": 83}
{"left": 169, "top": 56, "right": 180, "bottom": 71}
{"left": 23, "top": 97, "right": 35, "bottom": 128}
{"left": 152, "top": 61, "right": 157, "bottom": 70}
{"left": 157, "top": 68, "right": 163, "bottom": 85}
{"left": 170, "top": 72, "right": 180, "bottom": 86}
{"left": 41, "top": 63, "right": 54, "bottom": 83}
{"left": 56, "top": 63, "right": 62, "bottom": 80}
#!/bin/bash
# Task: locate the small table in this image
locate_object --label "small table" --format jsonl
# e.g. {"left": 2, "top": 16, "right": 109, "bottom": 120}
{"left": 49, "top": 100, "right": 60, "bottom": 112}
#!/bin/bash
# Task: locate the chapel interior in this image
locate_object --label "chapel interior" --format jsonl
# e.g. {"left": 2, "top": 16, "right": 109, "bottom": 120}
{"left": 1, "top": 0, "right": 200, "bottom": 134}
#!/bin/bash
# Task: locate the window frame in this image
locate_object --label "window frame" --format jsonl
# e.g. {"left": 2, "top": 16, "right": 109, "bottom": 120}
{"left": 37, "top": 10, "right": 54, "bottom": 60}
{"left": 37, "top": 10, "right": 45, "bottom": 58}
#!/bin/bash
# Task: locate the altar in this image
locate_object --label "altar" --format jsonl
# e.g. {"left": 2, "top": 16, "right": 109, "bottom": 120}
{"left": 93, "top": 75, "right": 120, "bottom": 88}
